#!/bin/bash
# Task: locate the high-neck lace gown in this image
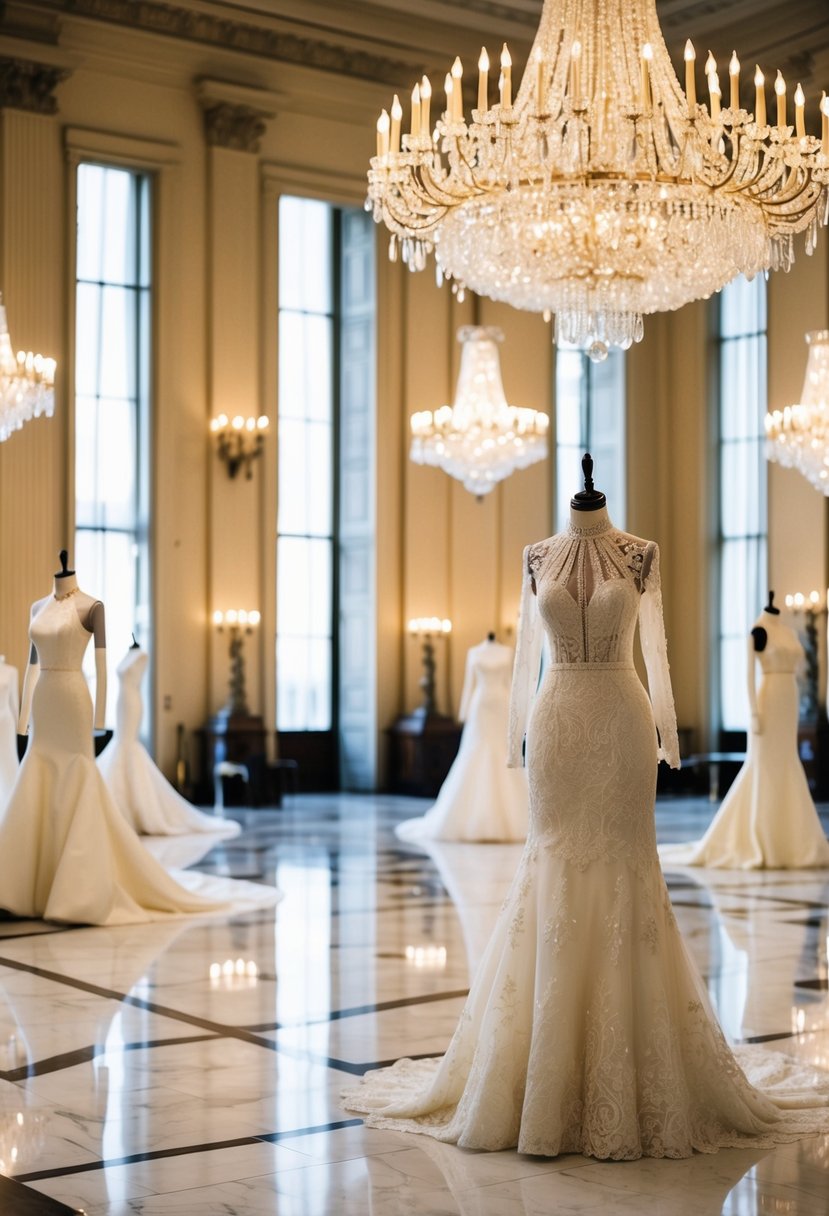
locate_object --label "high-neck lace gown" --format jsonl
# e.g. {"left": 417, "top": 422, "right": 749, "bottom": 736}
{"left": 0, "top": 595, "right": 278, "bottom": 925}
{"left": 344, "top": 519, "right": 829, "bottom": 1158}
{"left": 98, "top": 647, "right": 239, "bottom": 837}
{"left": 396, "top": 640, "right": 528, "bottom": 842}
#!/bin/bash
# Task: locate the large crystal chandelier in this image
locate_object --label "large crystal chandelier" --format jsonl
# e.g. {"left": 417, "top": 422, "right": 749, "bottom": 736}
{"left": 765, "top": 331, "right": 829, "bottom": 492}
{"left": 368, "top": 0, "right": 829, "bottom": 360}
{"left": 410, "top": 326, "right": 549, "bottom": 496}
{"left": 0, "top": 296, "right": 56, "bottom": 441}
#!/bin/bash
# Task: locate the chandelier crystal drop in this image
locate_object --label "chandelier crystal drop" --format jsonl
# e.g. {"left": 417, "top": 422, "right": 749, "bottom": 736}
{"left": 765, "top": 330, "right": 829, "bottom": 493}
{"left": 0, "top": 296, "right": 56, "bottom": 442}
{"left": 410, "top": 326, "right": 549, "bottom": 496}
{"left": 368, "top": 0, "right": 829, "bottom": 359}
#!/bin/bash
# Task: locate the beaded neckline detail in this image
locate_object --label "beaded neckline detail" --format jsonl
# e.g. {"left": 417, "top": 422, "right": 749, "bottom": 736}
{"left": 54, "top": 585, "right": 80, "bottom": 601}
{"left": 566, "top": 517, "right": 613, "bottom": 538}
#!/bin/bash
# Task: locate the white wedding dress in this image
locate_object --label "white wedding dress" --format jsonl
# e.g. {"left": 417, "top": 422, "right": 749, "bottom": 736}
{"left": 661, "top": 613, "right": 829, "bottom": 869}
{"left": 98, "top": 646, "right": 239, "bottom": 837}
{"left": 0, "top": 658, "right": 19, "bottom": 805}
{"left": 0, "top": 594, "right": 278, "bottom": 925}
{"left": 345, "top": 516, "right": 829, "bottom": 1159}
{"left": 396, "top": 639, "right": 528, "bottom": 843}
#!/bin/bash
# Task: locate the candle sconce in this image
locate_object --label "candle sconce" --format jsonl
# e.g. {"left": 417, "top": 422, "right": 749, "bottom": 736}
{"left": 213, "top": 609, "right": 261, "bottom": 717}
{"left": 408, "top": 616, "right": 452, "bottom": 715}
{"left": 784, "top": 590, "right": 825, "bottom": 723}
{"left": 210, "top": 413, "right": 268, "bottom": 479}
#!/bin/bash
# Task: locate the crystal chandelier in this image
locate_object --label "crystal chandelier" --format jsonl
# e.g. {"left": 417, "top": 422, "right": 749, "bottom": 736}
{"left": 765, "top": 330, "right": 829, "bottom": 492}
{"left": 410, "top": 326, "right": 549, "bottom": 496}
{"left": 368, "top": 0, "right": 829, "bottom": 360}
{"left": 0, "top": 295, "right": 56, "bottom": 441}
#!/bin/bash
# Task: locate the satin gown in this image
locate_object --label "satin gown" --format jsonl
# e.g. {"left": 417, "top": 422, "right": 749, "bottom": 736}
{"left": 0, "top": 660, "right": 19, "bottom": 805}
{"left": 661, "top": 615, "right": 829, "bottom": 869}
{"left": 0, "top": 595, "right": 277, "bottom": 925}
{"left": 344, "top": 518, "right": 829, "bottom": 1159}
{"left": 396, "top": 640, "right": 528, "bottom": 843}
{"left": 98, "top": 647, "right": 239, "bottom": 837}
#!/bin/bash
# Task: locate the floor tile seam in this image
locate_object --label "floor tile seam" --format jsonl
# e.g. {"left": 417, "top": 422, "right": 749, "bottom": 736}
{"left": 15, "top": 1120, "right": 367, "bottom": 1183}
{"left": 0, "top": 953, "right": 340, "bottom": 1065}
{"left": 242, "top": 987, "right": 472, "bottom": 1032}
{"left": 0, "top": 1033, "right": 227, "bottom": 1082}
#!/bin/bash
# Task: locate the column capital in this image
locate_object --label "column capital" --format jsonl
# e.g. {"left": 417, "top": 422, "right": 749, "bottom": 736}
{"left": 0, "top": 56, "right": 69, "bottom": 115}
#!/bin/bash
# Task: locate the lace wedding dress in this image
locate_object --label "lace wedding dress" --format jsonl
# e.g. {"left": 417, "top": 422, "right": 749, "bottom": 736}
{"left": 99, "top": 646, "right": 239, "bottom": 837}
{"left": 396, "top": 639, "right": 528, "bottom": 842}
{"left": 0, "top": 595, "right": 279, "bottom": 925}
{"left": 661, "top": 614, "right": 829, "bottom": 869}
{"left": 344, "top": 516, "right": 829, "bottom": 1159}
{"left": 0, "top": 659, "right": 18, "bottom": 805}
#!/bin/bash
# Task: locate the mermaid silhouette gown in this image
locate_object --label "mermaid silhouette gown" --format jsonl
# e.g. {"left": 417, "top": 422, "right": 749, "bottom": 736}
{"left": 661, "top": 613, "right": 829, "bottom": 869}
{"left": 0, "top": 594, "right": 278, "bottom": 925}
{"left": 345, "top": 517, "right": 829, "bottom": 1158}
{"left": 98, "top": 646, "right": 239, "bottom": 837}
{"left": 396, "top": 639, "right": 528, "bottom": 842}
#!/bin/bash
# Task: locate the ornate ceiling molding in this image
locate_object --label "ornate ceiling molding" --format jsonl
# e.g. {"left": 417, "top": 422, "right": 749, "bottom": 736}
{"left": 61, "top": 0, "right": 418, "bottom": 84}
{"left": 0, "top": 55, "right": 69, "bottom": 112}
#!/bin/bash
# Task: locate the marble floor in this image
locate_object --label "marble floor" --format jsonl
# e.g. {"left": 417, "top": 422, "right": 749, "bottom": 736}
{"left": 1, "top": 794, "right": 828, "bottom": 1215}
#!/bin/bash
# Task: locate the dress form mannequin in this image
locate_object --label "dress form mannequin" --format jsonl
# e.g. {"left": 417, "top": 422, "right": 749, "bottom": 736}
{"left": 396, "top": 631, "right": 529, "bottom": 843}
{"left": 18, "top": 551, "right": 107, "bottom": 735}
{"left": 0, "top": 654, "right": 19, "bottom": 804}
{"left": 661, "top": 591, "right": 829, "bottom": 869}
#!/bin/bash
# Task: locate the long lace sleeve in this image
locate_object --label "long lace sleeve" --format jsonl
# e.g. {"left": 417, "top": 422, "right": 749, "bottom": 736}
{"left": 639, "top": 543, "right": 681, "bottom": 769}
{"left": 507, "top": 546, "right": 544, "bottom": 767}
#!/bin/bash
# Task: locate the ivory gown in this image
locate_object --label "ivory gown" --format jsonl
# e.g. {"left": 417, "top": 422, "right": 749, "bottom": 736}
{"left": 345, "top": 516, "right": 829, "bottom": 1159}
{"left": 661, "top": 614, "right": 829, "bottom": 869}
{"left": 99, "top": 646, "right": 239, "bottom": 837}
{"left": 396, "top": 639, "right": 528, "bottom": 843}
{"left": 0, "top": 659, "right": 18, "bottom": 805}
{"left": 0, "top": 594, "right": 278, "bottom": 925}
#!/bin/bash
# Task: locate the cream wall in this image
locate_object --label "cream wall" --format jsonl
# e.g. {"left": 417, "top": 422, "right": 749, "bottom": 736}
{"left": 0, "top": 13, "right": 826, "bottom": 783}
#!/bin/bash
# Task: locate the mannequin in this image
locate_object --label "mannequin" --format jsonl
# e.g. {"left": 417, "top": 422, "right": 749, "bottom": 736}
{"left": 18, "top": 551, "right": 106, "bottom": 735}
{"left": 0, "top": 654, "right": 19, "bottom": 803}
{"left": 661, "top": 591, "right": 829, "bottom": 869}
{"left": 396, "top": 631, "right": 529, "bottom": 842}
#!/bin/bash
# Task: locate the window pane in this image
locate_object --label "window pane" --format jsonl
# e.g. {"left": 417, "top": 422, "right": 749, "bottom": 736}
{"left": 75, "top": 164, "right": 151, "bottom": 732}
{"left": 554, "top": 347, "right": 625, "bottom": 530}
{"left": 278, "top": 196, "right": 333, "bottom": 313}
{"left": 278, "top": 313, "right": 333, "bottom": 423}
{"left": 720, "top": 337, "right": 766, "bottom": 441}
{"left": 720, "top": 273, "right": 766, "bottom": 339}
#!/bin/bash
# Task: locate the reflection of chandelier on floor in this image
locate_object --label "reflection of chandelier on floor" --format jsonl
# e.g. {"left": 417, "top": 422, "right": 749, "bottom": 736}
{"left": 368, "top": 0, "right": 829, "bottom": 360}
{"left": 0, "top": 295, "right": 56, "bottom": 441}
{"left": 410, "top": 326, "right": 549, "bottom": 496}
{"left": 765, "top": 331, "right": 829, "bottom": 493}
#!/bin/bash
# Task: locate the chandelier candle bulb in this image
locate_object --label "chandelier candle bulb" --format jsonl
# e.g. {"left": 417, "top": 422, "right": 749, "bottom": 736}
{"left": 477, "top": 48, "right": 489, "bottom": 112}
{"left": 709, "top": 73, "right": 722, "bottom": 123}
{"left": 822, "top": 94, "right": 829, "bottom": 153}
{"left": 410, "top": 83, "right": 421, "bottom": 138}
{"left": 755, "top": 66, "right": 766, "bottom": 126}
{"left": 376, "top": 109, "right": 389, "bottom": 157}
{"left": 729, "top": 51, "right": 740, "bottom": 109}
{"left": 444, "top": 73, "right": 453, "bottom": 118}
{"left": 500, "top": 44, "right": 512, "bottom": 108}
{"left": 775, "top": 71, "right": 786, "bottom": 128}
{"left": 451, "top": 57, "right": 463, "bottom": 121}
{"left": 684, "top": 41, "right": 696, "bottom": 109}
{"left": 420, "top": 75, "right": 431, "bottom": 137}
{"left": 570, "top": 39, "right": 582, "bottom": 100}
{"left": 535, "top": 48, "right": 545, "bottom": 112}
{"left": 640, "top": 44, "right": 653, "bottom": 111}
{"left": 390, "top": 95, "right": 402, "bottom": 152}
{"left": 794, "top": 84, "right": 805, "bottom": 138}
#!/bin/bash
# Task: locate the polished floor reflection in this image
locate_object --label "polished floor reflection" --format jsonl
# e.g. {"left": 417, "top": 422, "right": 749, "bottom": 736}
{"left": 1, "top": 794, "right": 828, "bottom": 1214}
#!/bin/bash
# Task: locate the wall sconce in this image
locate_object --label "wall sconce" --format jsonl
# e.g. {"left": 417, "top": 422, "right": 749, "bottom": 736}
{"left": 213, "top": 609, "right": 261, "bottom": 717}
{"left": 210, "top": 413, "right": 269, "bottom": 479}
{"left": 407, "top": 616, "right": 452, "bottom": 716}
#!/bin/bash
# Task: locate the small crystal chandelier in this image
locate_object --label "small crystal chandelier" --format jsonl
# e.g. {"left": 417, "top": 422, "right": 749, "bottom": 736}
{"left": 765, "top": 331, "right": 829, "bottom": 493}
{"left": 368, "top": 0, "right": 829, "bottom": 360}
{"left": 410, "top": 326, "right": 549, "bottom": 496}
{"left": 0, "top": 295, "right": 56, "bottom": 441}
